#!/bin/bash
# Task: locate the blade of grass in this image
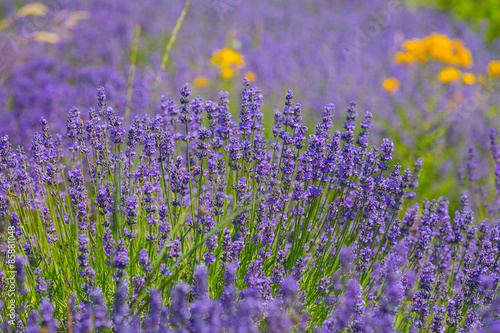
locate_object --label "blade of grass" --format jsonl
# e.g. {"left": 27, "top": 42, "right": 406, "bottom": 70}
{"left": 160, "top": 1, "right": 190, "bottom": 73}
{"left": 149, "top": 1, "right": 190, "bottom": 113}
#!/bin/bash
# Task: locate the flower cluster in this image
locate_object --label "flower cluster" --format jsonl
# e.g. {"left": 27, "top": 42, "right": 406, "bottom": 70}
{"left": 3, "top": 0, "right": 499, "bottom": 141}
{"left": 392, "top": 33, "right": 481, "bottom": 86}
{"left": 210, "top": 48, "right": 246, "bottom": 79}
{"left": 395, "top": 33, "right": 473, "bottom": 67}
{"left": 0, "top": 83, "right": 499, "bottom": 331}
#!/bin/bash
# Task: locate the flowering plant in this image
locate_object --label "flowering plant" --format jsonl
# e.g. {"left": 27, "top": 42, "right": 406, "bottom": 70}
{"left": 1, "top": 82, "right": 500, "bottom": 332}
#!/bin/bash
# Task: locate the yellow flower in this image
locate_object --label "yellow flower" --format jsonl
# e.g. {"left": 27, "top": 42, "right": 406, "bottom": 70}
{"left": 194, "top": 76, "right": 209, "bottom": 87}
{"left": 456, "top": 49, "right": 473, "bottom": 67}
{"left": 462, "top": 73, "right": 475, "bottom": 85}
{"left": 438, "top": 67, "right": 461, "bottom": 83}
{"left": 221, "top": 67, "right": 235, "bottom": 79}
{"left": 423, "top": 35, "right": 446, "bottom": 61}
{"left": 382, "top": 77, "right": 400, "bottom": 92}
{"left": 402, "top": 40, "right": 421, "bottom": 52}
{"left": 488, "top": 60, "right": 500, "bottom": 77}
{"left": 403, "top": 39, "right": 427, "bottom": 62}
{"left": 210, "top": 48, "right": 245, "bottom": 79}
{"left": 424, "top": 34, "right": 453, "bottom": 50}
{"left": 32, "top": 31, "right": 60, "bottom": 44}
{"left": 395, "top": 52, "right": 415, "bottom": 64}
{"left": 244, "top": 71, "right": 256, "bottom": 81}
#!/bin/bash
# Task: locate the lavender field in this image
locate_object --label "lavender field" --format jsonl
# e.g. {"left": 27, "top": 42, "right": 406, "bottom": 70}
{"left": 1, "top": 0, "right": 500, "bottom": 332}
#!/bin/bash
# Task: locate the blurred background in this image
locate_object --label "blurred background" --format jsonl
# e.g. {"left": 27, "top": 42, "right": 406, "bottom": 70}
{"left": 1, "top": 0, "right": 499, "bottom": 215}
